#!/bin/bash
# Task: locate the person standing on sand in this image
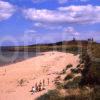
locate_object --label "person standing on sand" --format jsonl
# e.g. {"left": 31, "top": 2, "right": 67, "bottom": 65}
{"left": 47, "top": 78, "right": 49, "bottom": 85}
{"left": 43, "top": 79, "right": 45, "bottom": 86}
{"left": 42, "top": 79, "right": 45, "bottom": 90}
{"left": 31, "top": 86, "right": 36, "bottom": 94}
{"left": 35, "top": 82, "right": 38, "bottom": 92}
{"left": 38, "top": 81, "right": 42, "bottom": 91}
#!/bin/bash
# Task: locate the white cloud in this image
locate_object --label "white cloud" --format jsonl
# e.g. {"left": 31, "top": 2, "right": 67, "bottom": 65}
{"left": 23, "top": 5, "right": 100, "bottom": 24}
{"left": 23, "top": 8, "right": 64, "bottom": 23}
{"left": 34, "top": 22, "right": 63, "bottom": 30}
{"left": 0, "top": 0, "right": 15, "bottom": 21}
{"left": 63, "top": 27, "right": 79, "bottom": 36}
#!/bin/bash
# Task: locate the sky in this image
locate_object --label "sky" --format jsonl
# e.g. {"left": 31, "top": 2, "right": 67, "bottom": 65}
{"left": 0, "top": 0, "right": 100, "bottom": 46}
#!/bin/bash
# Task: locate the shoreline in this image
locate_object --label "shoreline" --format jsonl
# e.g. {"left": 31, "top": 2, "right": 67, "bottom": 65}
{"left": 0, "top": 52, "right": 43, "bottom": 67}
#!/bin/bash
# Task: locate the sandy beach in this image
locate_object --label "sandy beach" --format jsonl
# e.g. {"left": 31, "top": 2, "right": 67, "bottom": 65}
{"left": 0, "top": 51, "right": 79, "bottom": 100}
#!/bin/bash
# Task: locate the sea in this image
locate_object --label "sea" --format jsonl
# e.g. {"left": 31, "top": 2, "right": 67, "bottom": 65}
{"left": 0, "top": 51, "right": 41, "bottom": 67}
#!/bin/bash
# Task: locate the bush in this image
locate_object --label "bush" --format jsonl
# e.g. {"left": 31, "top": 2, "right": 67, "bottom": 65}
{"left": 71, "top": 68, "right": 80, "bottom": 74}
{"left": 56, "top": 82, "right": 64, "bottom": 89}
{"left": 94, "top": 85, "right": 100, "bottom": 99}
{"left": 73, "top": 76, "right": 81, "bottom": 83}
{"left": 77, "top": 64, "right": 80, "bottom": 68}
{"left": 60, "top": 69, "right": 66, "bottom": 74}
{"left": 18, "top": 79, "right": 26, "bottom": 86}
{"left": 64, "top": 73, "right": 74, "bottom": 81}
{"left": 64, "top": 93, "right": 95, "bottom": 100}
{"left": 36, "top": 90, "right": 63, "bottom": 100}
{"left": 64, "top": 81, "right": 78, "bottom": 89}
{"left": 66, "top": 64, "right": 73, "bottom": 69}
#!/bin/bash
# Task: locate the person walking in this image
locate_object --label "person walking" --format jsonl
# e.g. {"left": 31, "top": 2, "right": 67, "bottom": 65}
{"left": 42, "top": 79, "right": 45, "bottom": 90}
{"left": 38, "top": 81, "right": 42, "bottom": 91}
{"left": 47, "top": 78, "right": 49, "bottom": 85}
{"left": 31, "top": 86, "right": 36, "bottom": 94}
{"left": 35, "top": 82, "right": 39, "bottom": 92}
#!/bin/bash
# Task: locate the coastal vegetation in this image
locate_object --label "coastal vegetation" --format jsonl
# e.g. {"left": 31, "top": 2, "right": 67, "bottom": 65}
{"left": 35, "top": 39, "right": 100, "bottom": 100}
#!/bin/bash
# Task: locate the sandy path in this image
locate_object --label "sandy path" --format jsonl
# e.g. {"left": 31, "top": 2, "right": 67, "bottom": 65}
{"left": 0, "top": 51, "right": 79, "bottom": 100}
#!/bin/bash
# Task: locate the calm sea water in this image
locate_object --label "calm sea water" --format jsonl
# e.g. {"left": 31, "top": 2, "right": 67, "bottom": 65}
{"left": 0, "top": 51, "right": 40, "bottom": 67}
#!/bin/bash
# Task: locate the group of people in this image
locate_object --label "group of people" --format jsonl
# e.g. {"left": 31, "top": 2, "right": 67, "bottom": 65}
{"left": 31, "top": 78, "right": 49, "bottom": 94}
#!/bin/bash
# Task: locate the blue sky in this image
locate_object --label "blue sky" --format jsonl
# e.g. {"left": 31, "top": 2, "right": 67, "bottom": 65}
{"left": 0, "top": 0, "right": 100, "bottom": 46}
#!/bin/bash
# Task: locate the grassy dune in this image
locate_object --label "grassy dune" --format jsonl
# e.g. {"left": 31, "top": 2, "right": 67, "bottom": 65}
{"left": 35, "top": 40, "right": 100, "bottom": 100}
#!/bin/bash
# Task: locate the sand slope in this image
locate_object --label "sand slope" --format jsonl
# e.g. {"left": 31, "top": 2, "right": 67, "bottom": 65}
{"left": 0, "top": 51, "right": 79, "bottom": 100}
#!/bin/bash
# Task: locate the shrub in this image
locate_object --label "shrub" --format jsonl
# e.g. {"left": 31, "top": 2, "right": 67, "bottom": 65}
{"left": 60, "top": 69, "right": 66, "bottom": 74}
{"left": 71, "top": 68, "right": 80, "bottom": 74}
{"left": 73, "top": 76, "right": 81, "bottom": 83}
{"left": 18, "top": 79, "right": 25, "bottom": 86}
{"left": 66, "top": 64, "right": 73, "bottom": 69}
{"left": 64, "top": 73, "right": 74, "bottom": 81}
{"left": 77, "top": 64, "right": 80, "bottom": 68}
{"left": 36, "top": 90, "right": 62, "bottom": 100}
{"left": 64, "top": 80, "right": 78, "bottom": 89}
{"left": 56, "top": 82, "right": 64, "bottom": 89}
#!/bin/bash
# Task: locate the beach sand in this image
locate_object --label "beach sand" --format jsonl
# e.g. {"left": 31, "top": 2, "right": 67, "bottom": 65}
{"left": 0, "top": 51, "right": 79, "bottom": 100}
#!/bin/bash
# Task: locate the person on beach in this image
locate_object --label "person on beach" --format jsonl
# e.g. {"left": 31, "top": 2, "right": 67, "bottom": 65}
{"left": 38, "top": 81, "right": 42, "bottom": 91}
{"left": 48, "top": 78, "right": 49, "bottom": 85}
{"left": 43, "top": 79, "right": 45, "bottom": 86}
{"left": 42, "top": 79, "right": 45, "bottom": 90}
{"left": 35, "top": 82, "right": 39, "bottom": 92}
{"left": 31, "top": 86, "right": 36, "bottom": 94}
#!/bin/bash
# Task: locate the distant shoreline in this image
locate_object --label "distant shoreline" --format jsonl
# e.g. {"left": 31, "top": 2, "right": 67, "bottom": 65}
{"left": 0, "top": 40, "right": 99, "bottom": 52}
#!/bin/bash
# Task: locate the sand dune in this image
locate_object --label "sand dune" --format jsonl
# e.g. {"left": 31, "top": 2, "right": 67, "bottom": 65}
{"left": 0, "top": 51, "right": 79, "bottom": 100}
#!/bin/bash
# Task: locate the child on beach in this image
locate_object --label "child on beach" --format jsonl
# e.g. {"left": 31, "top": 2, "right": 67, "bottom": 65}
{"left": 31, "top": 86, "right": 36, "bottom": 94}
